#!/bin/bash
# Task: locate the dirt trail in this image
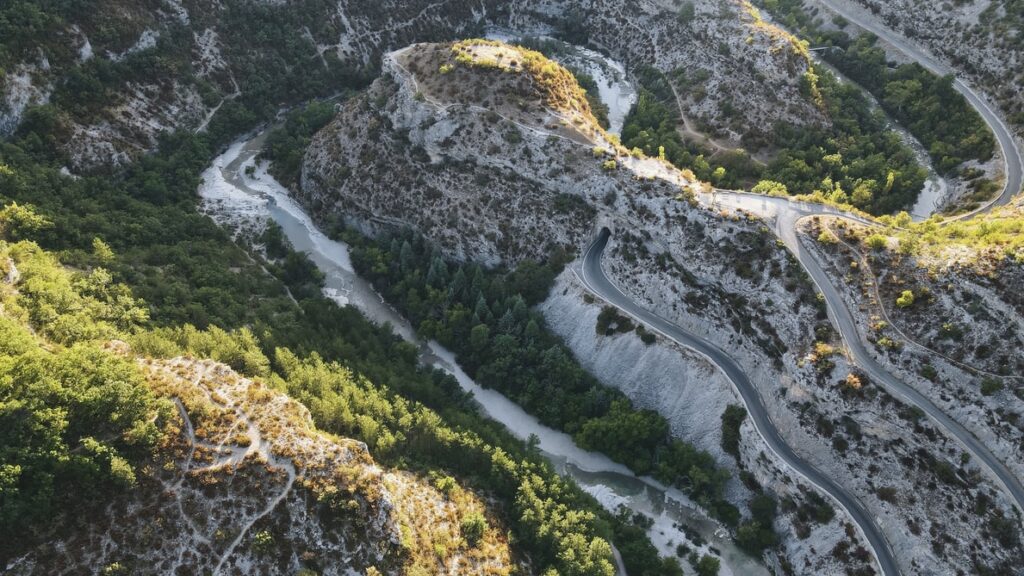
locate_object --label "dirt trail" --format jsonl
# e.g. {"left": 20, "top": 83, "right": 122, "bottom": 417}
{"left": 154, "top": 360, "right": 300, "bottom": 575}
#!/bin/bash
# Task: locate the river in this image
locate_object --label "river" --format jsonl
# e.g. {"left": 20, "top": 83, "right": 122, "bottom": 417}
{"left": 198, "top": 133, "right": 768, "bottom": 576}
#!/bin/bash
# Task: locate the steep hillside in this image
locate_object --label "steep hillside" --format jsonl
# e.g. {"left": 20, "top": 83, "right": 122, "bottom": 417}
{"left": 802, "top": 207, "right": 1024, "bottom": 479}
{"left": 0, "top": 216, "right": 513, "bottom": 574}
{"left": 808, "top": 0, "right": 1024, "bottom": 133}
{"left": 299, "top": 39, "right": 1024, "bottom": 574}
{"left": 9, "top": 353, "right": 512, "bottom": 575}
{"left": 0, "top": 0, "right": 491, "bottom": 169}
{"left": 0, "top": 0, "right": 825, "bottom": 171}
{"left": 302, "top": 41, "right": 616, "bottom": 265}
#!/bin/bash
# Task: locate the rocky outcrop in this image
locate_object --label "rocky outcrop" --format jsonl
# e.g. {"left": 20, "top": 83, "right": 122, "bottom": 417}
{"left": 0, "top": 65, "right": 52, "bottom": 137}
{"left": 6, "top": 352, "right": 512, "bottom": 576}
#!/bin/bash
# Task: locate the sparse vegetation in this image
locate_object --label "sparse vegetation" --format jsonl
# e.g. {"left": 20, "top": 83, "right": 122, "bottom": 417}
{"left": 450, "top": 39, "right": 598, "bottom": 122}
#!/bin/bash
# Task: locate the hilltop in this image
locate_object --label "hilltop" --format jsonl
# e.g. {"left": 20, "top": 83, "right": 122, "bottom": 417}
{"left": 403, "top": 40, "right": 604, "bottom": 139}
{"left": 302, "top": 40, "right": 623, "bottom": 265}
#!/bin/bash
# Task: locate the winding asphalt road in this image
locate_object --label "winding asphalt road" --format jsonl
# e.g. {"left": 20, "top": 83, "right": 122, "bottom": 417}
{"left": 582, "top": 191, "right": 1024, "bottom": 576}
{"left": 578, "top": 9, "right": 1024, "bottom": 576}
{"left": 580, "top": 227, "right": 902, "bottom": 576}
{"left": 722, "top": 193, "right": 1024, "bottom": 519}
{"left": 812, "top": 0, "right": 1023, "bottom": 215}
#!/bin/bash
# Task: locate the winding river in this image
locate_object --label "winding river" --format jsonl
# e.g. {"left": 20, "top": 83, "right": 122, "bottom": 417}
{"left": 198, "top": 133, "right": 768, "bottom": 576}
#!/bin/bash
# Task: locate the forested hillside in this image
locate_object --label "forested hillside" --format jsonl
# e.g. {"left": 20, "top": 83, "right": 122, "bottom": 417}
{"left": 754, "top": 0, "right": 1002, "bottom": 212}
{"left": 0, "top": 42, "right": 684, "bottom": 575}
{"left": 0, "top": 141, "right": 680, "bottom": 574}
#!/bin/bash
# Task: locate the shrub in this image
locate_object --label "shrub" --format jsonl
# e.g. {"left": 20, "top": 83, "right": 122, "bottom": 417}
{"left": 694, "top": 554, "right": 720, "bottom": 576}
{"left": 980, "top": 378, "right": 1004, "bottom": 396}
{"left": 677, "top": 2, "right": 696, "bottom": 25}
{"left": 876, "top": 486, "right": 898, "bottom": 504}
{"left": 432, "top": 474, "right": 458, "bottom": 497}
{"left": 919, "top": 364, "right": 938, "bottom": 381}
{"left": 253, "top": 530, "right": 274, "bottom": 554}
{"left": 843, "top": 373, "right": 862, "bottom": 390}
{"left": 865, "top": 234, "right": 887, "bottom": 250}
{"left": 876, "top": 337, "right": 900, "bottom": 349}
{"left": 597, "top": 306, "right": 633, "bottom": 335}
{"left": 460, "top": 512, "right": 487, "bottom": 547}
{"left": 895, "top": 290, "right": 915, "bottom": 308}
{"left": 102, "top": 563, "right": 129, "bottom": 576}
{"left": 720, "top": 405, "right": 747, "bottom": 459}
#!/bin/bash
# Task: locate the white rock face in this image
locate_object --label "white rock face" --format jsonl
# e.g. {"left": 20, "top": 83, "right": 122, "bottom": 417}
{"left": 541, "top": 270, "right": 739, "bottom": 466}
{"left": 67, "top": 80, "right": 207, "bottom": 170}
{"left": 108, "top": 28, "right": 160, "bottom": 62}
{"left": 0, "top": 66, "right": 51, "bottom": 136}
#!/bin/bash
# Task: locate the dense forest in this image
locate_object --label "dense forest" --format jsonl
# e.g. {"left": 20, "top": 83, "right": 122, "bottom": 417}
{"left": 621, "top": 61, "right": 928, "bottom": 215}
{"left": 345, "top": 229, "right": 780, "bottom": 556}
{"left": 753, "top": 0, "right": 997, "bottom": 206}
{"left": 0, "top": 227, "right": 164, "bottom": 554}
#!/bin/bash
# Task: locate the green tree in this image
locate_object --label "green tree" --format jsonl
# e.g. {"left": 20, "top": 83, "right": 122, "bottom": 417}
{"left": 865, "top": 234, "right": 887, "bottom": 250}
{"left": 751, "top": 180, "right": 789, "bottom": 197}
{"left": 720, "top": 404, "right": 747, "bottom": 460}
{"left": 0, "top": 202, "right": 51, "bottom": 239}
{"left": 92, "top": 237, "right": 115, "bottom": 264}
{"left": 460, "top": 512, "right": 488, "bottom": 547}
{"left": 895, "top": 290, "right": 915, "bottom": 308}
{"left": 695, "top": 554, "right": 721, "bottom": 576}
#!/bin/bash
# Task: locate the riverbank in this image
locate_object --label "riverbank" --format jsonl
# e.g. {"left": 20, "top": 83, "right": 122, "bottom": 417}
{"left": 198, "top": 133, "right": 768, "bottom": 576}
